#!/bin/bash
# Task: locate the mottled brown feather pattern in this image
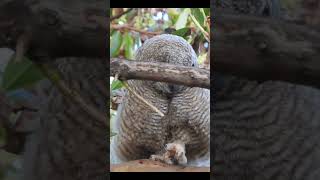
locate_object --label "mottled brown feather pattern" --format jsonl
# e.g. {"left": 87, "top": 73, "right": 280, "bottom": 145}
{"left": 112, "top": 34, "right": 210, "bottom": 165}
{"left": 213, "top": 75, "right": 320, "bottom": 180}
{"left": 23, "top": 58, "right": 107, "bottom": 180}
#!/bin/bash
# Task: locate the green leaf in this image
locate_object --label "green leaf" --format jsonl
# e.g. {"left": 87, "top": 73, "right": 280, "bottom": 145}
{"left": 126, "top": 9, "right": 136, "bottom": 22}
{"left": 174, "top": 8, "right": 190, "bottom": 29}
{"left": 203, "top": 8, "right": 210, "bottom": 16}
{"left": 189, "top": 13, "right": 209, "bottom": 42}
{"left": 167, "top": 8, "right": 179, "bottom": 25}
{"left": 111, "top": 80, "right": 123, "bottom": 90}
{"left": 123, "top": 32, "right": 134, "bottom": 59}
{"left": 1, "top": 56, "right": 45, "bottom": 92}
{"left": 191, "top": 8, "right": 206, "bottom": 28}
{"left": 110, "top": 31, "right": 123, "bottom": 57}
{"left": 172, "top": 27, "right": 191, "bottom": 38}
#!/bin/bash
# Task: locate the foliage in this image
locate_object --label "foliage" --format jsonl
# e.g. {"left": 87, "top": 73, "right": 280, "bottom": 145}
{"left": 0, "top": 49, "right": 43, "bottom": 180}
{"left": 110, "top": 31, "right": 123, "bottom": 58}
{"left": 1, "top": 55, "right": 45, "bottom": 92}
{"left": 110, "top": 8, "right": 210, "bottom": 60}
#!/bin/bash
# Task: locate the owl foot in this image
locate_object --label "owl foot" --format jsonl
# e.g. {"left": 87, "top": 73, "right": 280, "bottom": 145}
{"left": 150, "top": 141, "right": 187, "bottom": 165}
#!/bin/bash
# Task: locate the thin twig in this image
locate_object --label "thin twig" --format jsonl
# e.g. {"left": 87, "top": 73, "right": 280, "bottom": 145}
{"left": 189, "top": 14, "right": 210, "bottom": 42}
{"left": 111, "top": 24, "right": 162, "bottom": 36}
{"left": 36, "top": 63, "right": 107, "bottom": 126}
{"left": 110, "top": 8, "right": 133, "bottom": 21}
{"left": 122, "top": 81, "right": 165, "bottom": 117}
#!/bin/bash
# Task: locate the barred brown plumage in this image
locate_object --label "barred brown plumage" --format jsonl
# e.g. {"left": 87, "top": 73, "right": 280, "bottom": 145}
{"left": 111, "top": 34, "right": 210, "bottom": 166}
{"left": 23, "top": 58, "right": 107, "bottom": 180}
{"left": 213, "top": 74, "right": 320, "bottom": 180}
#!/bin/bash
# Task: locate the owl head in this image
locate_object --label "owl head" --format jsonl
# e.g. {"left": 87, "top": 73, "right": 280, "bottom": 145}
{"left": 135, "top": 34, "right": 198, "bottom": 95}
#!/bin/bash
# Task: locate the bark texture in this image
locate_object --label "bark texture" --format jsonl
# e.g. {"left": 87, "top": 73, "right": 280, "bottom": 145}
{"left": 111, "top": 58, "right": 210, "bottom": 89}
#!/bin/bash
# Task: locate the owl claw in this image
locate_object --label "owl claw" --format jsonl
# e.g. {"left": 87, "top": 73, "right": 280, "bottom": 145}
{"left": 149, "top": 142, "right": 187, "bottom": 165}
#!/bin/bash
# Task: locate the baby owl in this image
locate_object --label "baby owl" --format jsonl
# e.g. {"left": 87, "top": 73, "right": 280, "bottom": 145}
{"left": 111, "top": 34, "right": 210, "bottom": 166}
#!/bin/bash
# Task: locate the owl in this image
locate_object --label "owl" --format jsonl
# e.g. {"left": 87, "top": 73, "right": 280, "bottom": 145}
{"left": 111, "top": 34, "right": 210, "bottom": 167}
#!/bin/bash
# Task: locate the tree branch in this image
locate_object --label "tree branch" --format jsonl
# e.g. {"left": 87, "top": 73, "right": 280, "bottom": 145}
{"left": 110, "top": 8, "right": 133, "bottom": 21}
{"left": 110, "top": 159, "right": 210, "bottom": 172}
{"left": 111, "top": 24, "right": 162, "bottom": 36}
{"left": 212, "top": 12, "right": 320, "bottom": 88}
{"left": 110, "top": 58, "right": 210, "bottom": 89}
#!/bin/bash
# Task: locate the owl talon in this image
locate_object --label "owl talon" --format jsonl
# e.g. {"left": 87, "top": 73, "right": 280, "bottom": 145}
{"left": 165, "top": 142, "right": 187, "bottom": 165}
{"left": 150, "top": 142, "right": 187, "bottom": 165}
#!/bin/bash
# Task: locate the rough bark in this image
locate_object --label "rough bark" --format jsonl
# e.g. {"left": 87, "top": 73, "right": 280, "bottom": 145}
{"left": 213, "top": 12, "right": 320, "bottom": 88}
{"left": 111, "top": 58, "right": 210, "bottom": 89}
{"left": 110, "top": 159, "right": 210, "bottom": 172}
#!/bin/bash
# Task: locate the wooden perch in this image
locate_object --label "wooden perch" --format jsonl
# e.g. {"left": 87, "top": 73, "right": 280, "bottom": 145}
{"left": 110, "top": 159, "right": 210, "bottom": 172}
{"left": 213, "top": 12, "right": 320, "bottom": 88}
{"left": 110, "top": 58, "right": 210, "bottom": 89}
